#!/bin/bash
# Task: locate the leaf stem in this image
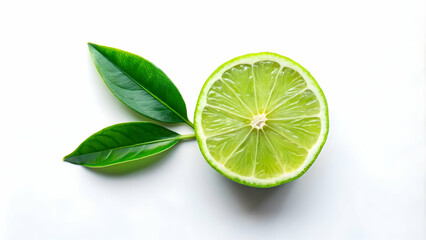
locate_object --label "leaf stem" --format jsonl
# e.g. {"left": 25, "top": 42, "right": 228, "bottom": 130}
{"left": 185, "top": 120, "right": 195, "bottom": 128}
{"left": 179, "top": 133, "right": 196, "bottom": 140}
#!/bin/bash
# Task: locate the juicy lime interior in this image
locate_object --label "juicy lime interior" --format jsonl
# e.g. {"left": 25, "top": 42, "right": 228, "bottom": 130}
{"left": 195, "top": 53, "right": 328, "bottom": 187}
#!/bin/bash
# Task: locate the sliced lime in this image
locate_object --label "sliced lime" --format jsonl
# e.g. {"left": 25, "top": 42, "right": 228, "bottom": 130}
{"left": 194, "top": 52, "right": 329, "bottom": 188}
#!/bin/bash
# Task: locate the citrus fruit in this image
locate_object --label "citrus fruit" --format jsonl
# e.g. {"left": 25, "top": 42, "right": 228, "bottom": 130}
{"left": 194, "top": 52, "right": 329, "bottom": 188}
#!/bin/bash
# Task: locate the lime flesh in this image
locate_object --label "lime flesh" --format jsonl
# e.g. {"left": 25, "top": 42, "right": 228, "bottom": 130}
{"left": 194, "top": 53, "right": 328, "bottom": 188}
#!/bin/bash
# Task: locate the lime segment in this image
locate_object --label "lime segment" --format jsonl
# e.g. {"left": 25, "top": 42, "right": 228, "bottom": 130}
{"left": 205, "top": 126, "right": 252, "bottom": 165}
{"left": 223, "top": 129, "right": 257, "bottom": 177}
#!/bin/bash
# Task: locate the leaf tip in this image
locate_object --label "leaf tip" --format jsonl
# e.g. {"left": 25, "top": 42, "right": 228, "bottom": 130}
{"left": 63, "top": 155, "right": 82, "bottom": 166}
{"left": 87, "top": 42, "right": 99, "bottom": 51}
{"left": 63, "top": 155, "right": 70, "bottom": 162}
{"left": 63, "top": 152, "right": 75, "bottom": 163}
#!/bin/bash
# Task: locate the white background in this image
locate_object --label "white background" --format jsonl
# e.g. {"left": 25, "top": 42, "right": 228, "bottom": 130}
{"left": 0, "top": 0, "right": 424, "bottom": 239}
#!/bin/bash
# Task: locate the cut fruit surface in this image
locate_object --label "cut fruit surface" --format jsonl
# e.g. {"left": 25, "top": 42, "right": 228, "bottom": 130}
{"left": 194, "top": 53, "right": 329, "bottom": 188}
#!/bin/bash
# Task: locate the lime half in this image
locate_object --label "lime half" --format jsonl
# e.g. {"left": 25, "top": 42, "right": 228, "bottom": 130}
{"left": 194, "top": 52, "right": 329, "bottom": 188}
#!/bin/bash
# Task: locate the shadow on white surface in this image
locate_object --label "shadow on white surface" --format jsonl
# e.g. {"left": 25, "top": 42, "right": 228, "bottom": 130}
{"left": 220, "top": 176, "right": 297, "bottom": 215}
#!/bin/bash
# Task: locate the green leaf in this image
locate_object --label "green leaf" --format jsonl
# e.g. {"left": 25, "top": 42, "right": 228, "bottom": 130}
{"left": 88, "top": 43, "right": 192, "bottom": 127}
{"left": 64, "top": 122, "right": 190, "bottom": 167}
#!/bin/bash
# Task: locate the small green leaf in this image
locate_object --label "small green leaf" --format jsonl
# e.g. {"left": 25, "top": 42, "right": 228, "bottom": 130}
{"left": 88, "top": 43, "right": 192, "bottom": 127}
{"left": 64, "top": 122, "right": 186, "bottom": 167}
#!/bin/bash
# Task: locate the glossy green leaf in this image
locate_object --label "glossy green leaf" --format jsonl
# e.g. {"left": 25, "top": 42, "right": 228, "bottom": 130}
{"left": 64, "top": 122, "right": 188, "bottom": 167}
{"left": 88, "top": 43, "right": 192, "bottom": 126}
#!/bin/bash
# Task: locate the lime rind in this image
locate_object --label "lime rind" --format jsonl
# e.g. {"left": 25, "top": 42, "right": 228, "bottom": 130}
{"left": 194, "top": 52, "right": 329, "bottom": 188}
